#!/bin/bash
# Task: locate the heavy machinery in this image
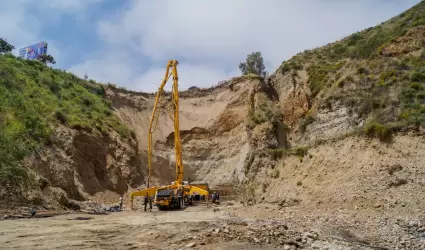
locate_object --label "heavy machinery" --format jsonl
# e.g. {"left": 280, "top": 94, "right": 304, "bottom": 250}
{"left": 130, "top": 60, "right": 209, "bottom": 210}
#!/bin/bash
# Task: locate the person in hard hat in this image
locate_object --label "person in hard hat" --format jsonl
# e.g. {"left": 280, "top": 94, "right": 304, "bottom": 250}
{"left": 144, "top": 193, "right": 149, "bottom": 212}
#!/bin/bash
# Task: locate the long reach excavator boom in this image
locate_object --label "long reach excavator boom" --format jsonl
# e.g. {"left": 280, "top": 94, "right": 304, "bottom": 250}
{"left": 130, "top": 60, "right": 209, "bottom": 210}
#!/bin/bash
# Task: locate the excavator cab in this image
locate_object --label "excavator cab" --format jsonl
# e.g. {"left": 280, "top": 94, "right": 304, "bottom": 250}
{"left": 155, "top": 189, "right": 173, "bottom": 210}
{"left": 155, "top": 188, "right": 185, "bottom": 210}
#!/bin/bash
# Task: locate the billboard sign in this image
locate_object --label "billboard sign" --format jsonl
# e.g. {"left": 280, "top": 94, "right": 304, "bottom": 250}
{"left": 18, "top": 41, "right": 48, "bottom": 60}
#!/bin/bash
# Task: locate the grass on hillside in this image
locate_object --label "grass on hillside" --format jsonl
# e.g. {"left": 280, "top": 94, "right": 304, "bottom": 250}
{"left": 278, "top": 1, "right": 425, "bottom": 139}
{"left": 0, "top": 54, "right": 131, "bottom": 193}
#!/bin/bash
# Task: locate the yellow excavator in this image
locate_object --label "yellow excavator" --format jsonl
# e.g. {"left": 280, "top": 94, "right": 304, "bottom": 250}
{"left": 130, "top": 60, "right": 210, "bottom": 210}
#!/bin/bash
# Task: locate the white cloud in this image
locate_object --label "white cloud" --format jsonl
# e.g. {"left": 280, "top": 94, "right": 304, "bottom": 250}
{"left": 68, "top": 52, "right": 239, "bottom": 93}
{"left": 133, "top": 64, "right": 240, "bottom": 93}
{"left": 39, "top": 0, "right": 102, "bottom": 10}
{"left": 2, "top": 0, "right": 420, "bottom": 93}
{"left": 0, "top": 3, "right": 40, "bottom": 49}
{"left": 97, "top": 0, "right": 421, "bottom": 70}
{"left": 67, "top": 52, "right": 136, "bottom": 85}
{"left": 79, "top": 0, "right": 420, "bottom": 92}
{"left": 0, "top": 0, "right": 101, "bottom": 55}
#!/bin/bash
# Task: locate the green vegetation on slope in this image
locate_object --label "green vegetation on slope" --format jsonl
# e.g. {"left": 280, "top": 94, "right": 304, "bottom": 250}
{"left": 278, "top": 1, "right": 425, "bottom": 140}
{"left": 0, "top": 54, "right": 131, "bottom": 193}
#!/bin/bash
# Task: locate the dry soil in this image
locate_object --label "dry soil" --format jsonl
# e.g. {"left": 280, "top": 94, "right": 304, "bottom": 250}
{"left": 2, "top": 201, "right": 424, "bottom": 250}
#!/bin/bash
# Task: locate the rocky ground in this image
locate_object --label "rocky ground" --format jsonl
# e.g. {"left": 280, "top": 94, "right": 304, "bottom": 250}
{"left": 2, "top": 200, "right": 424, "bottom": 250}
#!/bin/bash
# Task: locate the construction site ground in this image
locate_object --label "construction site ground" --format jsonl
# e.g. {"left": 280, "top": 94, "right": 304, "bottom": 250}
{"left": 1, "top": 200, "right": 424, "bottom": 250}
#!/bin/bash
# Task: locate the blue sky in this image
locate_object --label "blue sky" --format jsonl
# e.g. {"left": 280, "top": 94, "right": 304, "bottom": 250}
{"left": 1, "top": 0, "right": 421, "bottom": 92}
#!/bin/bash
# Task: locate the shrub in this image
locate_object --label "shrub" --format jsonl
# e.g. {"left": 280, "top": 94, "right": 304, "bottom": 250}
{"left": 55, "top": 110, "right": 67, "bottom": 124}
{"left": 299, "top": 114, "right": 315, "bottom": 133}
{"left": 244, "top": 152, "right": 255, "bottom": 175}
{"left": 416, "top": 92, "right": 425, "bottom": 101}
{"left": 363, "top": 120, "right": 392, "bottom": 142}
{"left": 267, "top": 149, "right": 284, "bottom": 160}
{"left": 410, "top": 82, "right": 423, "bottom": 90}
{"left": 411, "top": 71, "right": 425, "bottom": 82}
{"left": 0, "top": 133, "right": 33, "bottom": 192}
{"left": 336, "top": 75, "right": 354, "bottom": 88}
{"left": 248, "top": 97, "right": 281, "bottom": 126}
{"left": 280, "top": 63, "right": 291, "bottom": 74}
{"left": 357, "top": 67, "right": 369, "bottom": 75}
{"left": 379, "top": 71, "right": 397, "bottom": 85}
{"left": 358, "top": 97, "right": 373, "bottom": 116}
{"left": 307, "top": 62, "right": 344, "bottom": 97}
{"left": 107, "top": 83, "right": 117, "bottom": 88}
{"left": 293, "top": 146, "right": 308, "bottom": 159}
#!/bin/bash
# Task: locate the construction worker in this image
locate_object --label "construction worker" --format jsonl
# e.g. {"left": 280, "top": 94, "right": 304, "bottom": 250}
{"left": 144, "top": 193, "right": 149, "bottom": 212}
{"left": 119, "top": 195, "right": 123, "bottom": 211}
{"left": 30, "top": 208, "right": 36, "bottom": 218}
{"left": 149, "top": 196, "right": 153, "bottom": 212}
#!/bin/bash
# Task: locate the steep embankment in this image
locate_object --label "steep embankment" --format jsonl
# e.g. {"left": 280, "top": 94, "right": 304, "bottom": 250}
{"left": 0, "top": 55, "right": 143, "bottom": 211}
{"left": 106, "top": 1, "right": 425, "bottom": 213}
{"left": 243, "top": 1, "right": 425, "bottom": 211}
{"left": 105, "top": 78, "right": 253, "bottom": 187}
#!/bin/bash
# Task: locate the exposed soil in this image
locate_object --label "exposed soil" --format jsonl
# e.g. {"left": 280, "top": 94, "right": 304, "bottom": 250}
{"left": 2, "top": 201, "right": 424, "bottom": 250}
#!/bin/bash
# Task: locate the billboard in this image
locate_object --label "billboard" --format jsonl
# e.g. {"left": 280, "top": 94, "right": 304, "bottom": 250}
{"left": 18, "top": 41, "right": 48, "bottom": 60}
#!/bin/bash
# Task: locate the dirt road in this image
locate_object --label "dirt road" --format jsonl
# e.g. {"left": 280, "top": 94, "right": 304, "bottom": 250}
{"left": 1, "top": 203, "right": 270, "bottom": 250}
{"left": 1, "top": 202, "right": 424, "bottom": 249}
{"left": 1, "top": 204, "right": 225, "bottom": 250}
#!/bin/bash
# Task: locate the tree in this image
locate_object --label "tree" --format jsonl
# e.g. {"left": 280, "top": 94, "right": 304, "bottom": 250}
{"left": 40, "top": 54, "right": 56, "bottom": 65}
{"left": 0, "top": 38, "right": 15, "bottom": 54}
{"left": 239, "top": 52, "right": 267, "bottom": 78}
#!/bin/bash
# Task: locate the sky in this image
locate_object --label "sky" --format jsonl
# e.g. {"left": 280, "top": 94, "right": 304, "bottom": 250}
{"left": 1, "top": 0, "right": 421, "bottom": 92}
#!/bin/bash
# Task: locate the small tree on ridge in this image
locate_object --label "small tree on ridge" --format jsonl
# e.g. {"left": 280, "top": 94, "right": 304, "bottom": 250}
{"left": 40, "top": 54, "right": 56, "bottom": 65}
{"left": 0, "top": 38, "right": 15, "bottom": 54}
{"left": 239, "top": 52, "right": 267, "bottom": 78}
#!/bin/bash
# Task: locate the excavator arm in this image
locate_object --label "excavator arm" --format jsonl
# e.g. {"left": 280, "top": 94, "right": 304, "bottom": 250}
{"left": 146, "top": 59, "right": 184, "bottom": 187}
{"left": 131, "top": 60, "right": 186, "bottom": 208}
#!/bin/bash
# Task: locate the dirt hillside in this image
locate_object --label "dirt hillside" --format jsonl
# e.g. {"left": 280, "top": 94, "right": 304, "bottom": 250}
{"left": 103, "top": 1, "right": 425, "bottom": 213}
{"left": 106, "top": 79, "right": 425, "bottom": 215}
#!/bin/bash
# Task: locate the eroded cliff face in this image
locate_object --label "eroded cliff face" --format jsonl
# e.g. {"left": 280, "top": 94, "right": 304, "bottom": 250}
{"left": 269, "top": 68, "right": 364, "bottom": 147}
{"left": 103, "top": 75, "right": 295, "bottom": 190}
{"left": 104, "top": 80, "right": 254, "bottom": 187}
{"left": 22, "top": 124, "right": 143, "bottom": 209}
